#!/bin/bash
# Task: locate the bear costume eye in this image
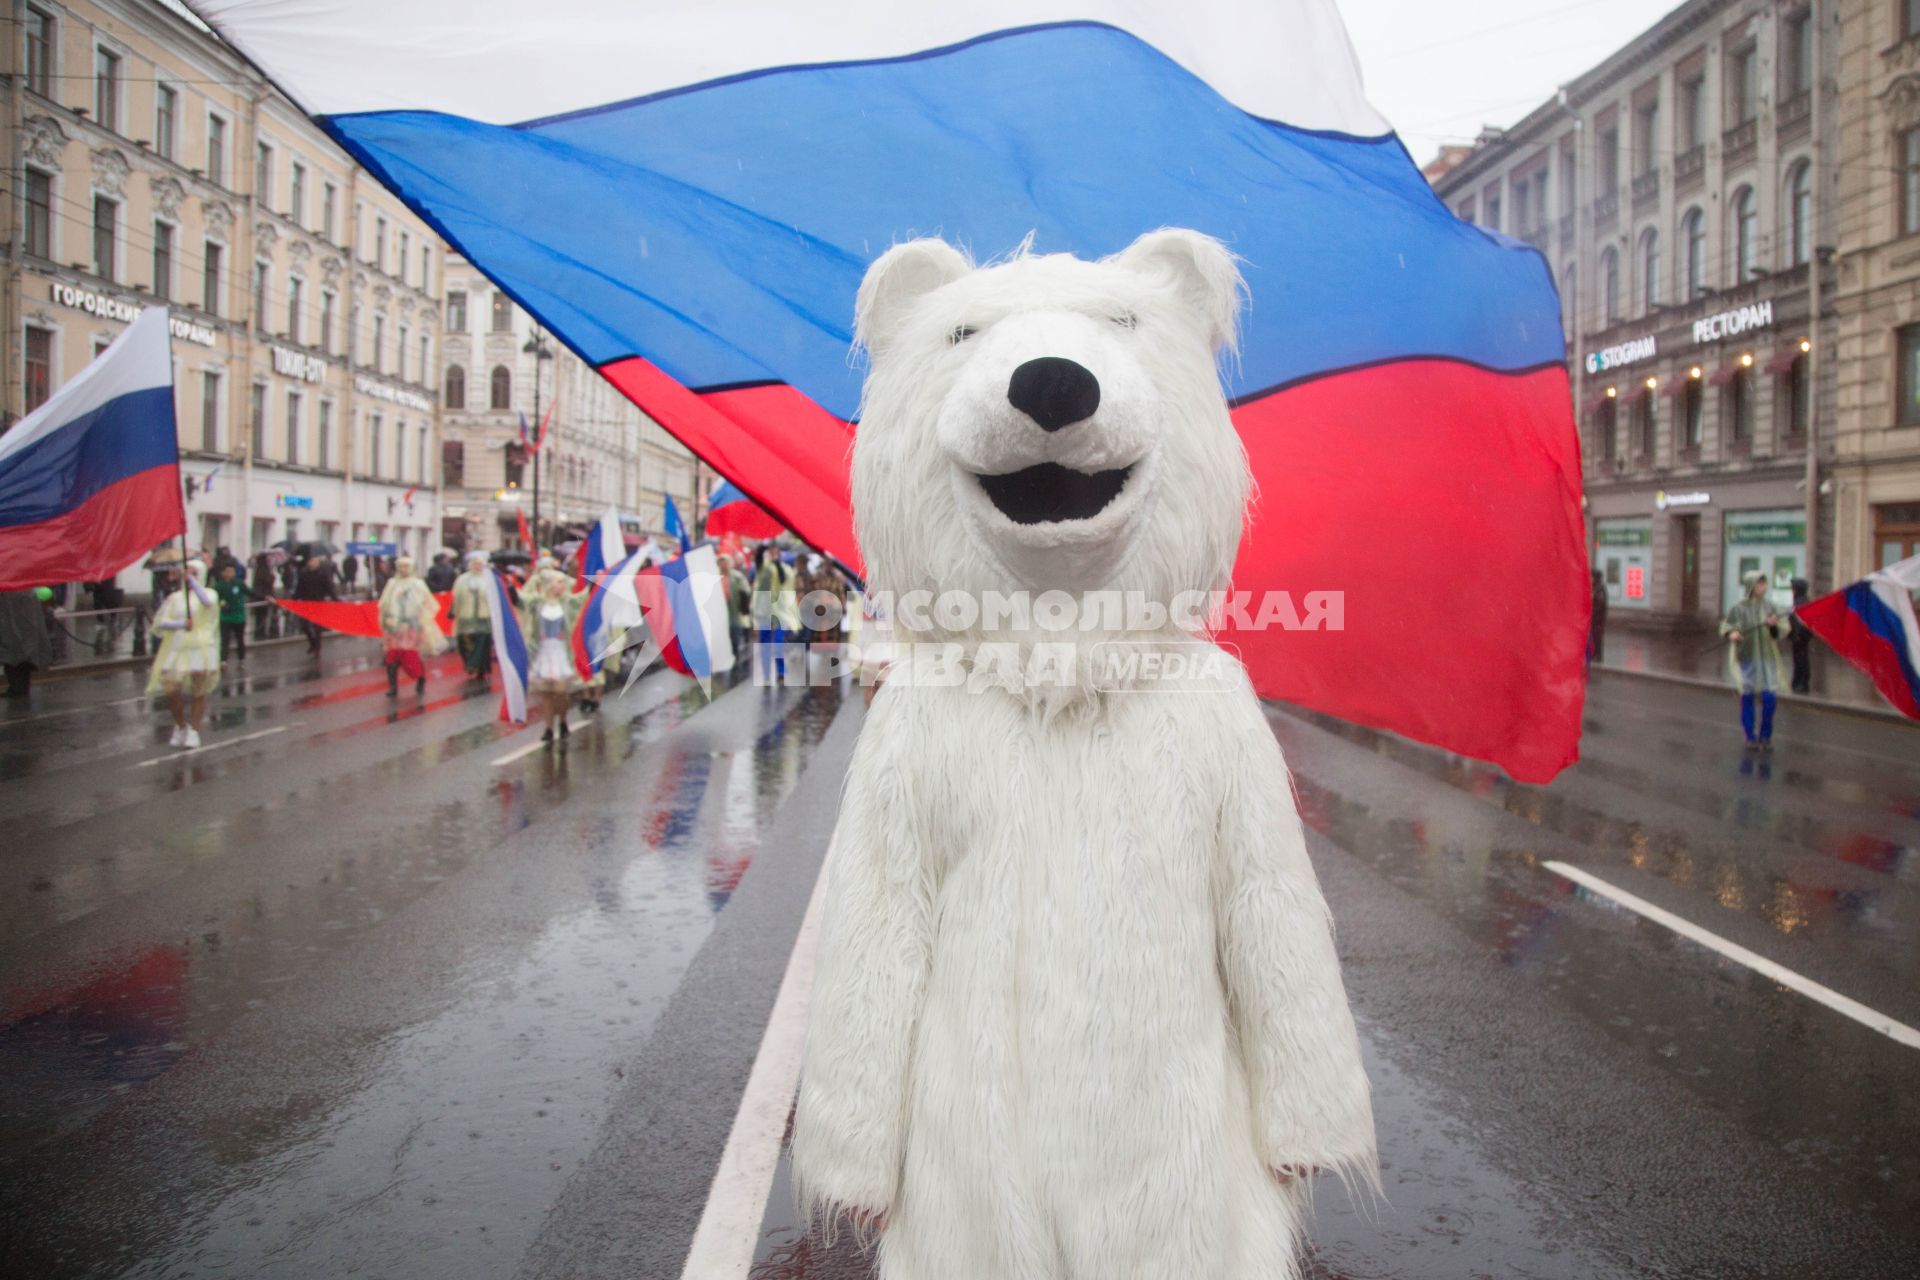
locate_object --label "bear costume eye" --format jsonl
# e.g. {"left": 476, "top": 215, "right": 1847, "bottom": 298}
{"left": 948, "top": 325, "right": 978, "bottom": 345}
{"left": 1110, "top": 310, "right": 1138, "bottom": 330}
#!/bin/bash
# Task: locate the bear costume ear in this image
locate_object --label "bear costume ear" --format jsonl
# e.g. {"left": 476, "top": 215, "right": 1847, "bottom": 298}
{"left": 855, "top": 238, "right": 971, "bottom": 352}
{"left": 1112, "top": 228, "right": 1244, "bottom": 354}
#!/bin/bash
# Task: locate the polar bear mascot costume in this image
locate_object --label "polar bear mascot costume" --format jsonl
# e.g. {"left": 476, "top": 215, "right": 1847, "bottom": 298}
{"left": 792, "top": 229, "right": 1375, "bottom": 1280}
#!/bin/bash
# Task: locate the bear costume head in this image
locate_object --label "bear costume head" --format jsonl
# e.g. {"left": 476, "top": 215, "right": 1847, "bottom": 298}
{"left": 851, "top": 229, "right": 1247, "bottom": 639}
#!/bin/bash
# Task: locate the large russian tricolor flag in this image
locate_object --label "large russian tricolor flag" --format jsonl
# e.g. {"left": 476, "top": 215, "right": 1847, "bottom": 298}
{"left": 0, "top": 306, "right": 183, "bottom": 590}
{"left": 1797, "top": 555, "right": 1920, "bottom": 720}
{"left": 192, "top": 0, "right": 1585, "bottom": 779}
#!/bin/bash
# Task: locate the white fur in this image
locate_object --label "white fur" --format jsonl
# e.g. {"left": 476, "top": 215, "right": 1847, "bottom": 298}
{"left": 792, "top": 230, "right": 1376, "bottom": 1279}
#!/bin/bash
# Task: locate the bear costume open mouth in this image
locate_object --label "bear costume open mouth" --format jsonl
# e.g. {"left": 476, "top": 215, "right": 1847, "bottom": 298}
{"left": 975, "top": 463, "right": 1133, "bottom": 525}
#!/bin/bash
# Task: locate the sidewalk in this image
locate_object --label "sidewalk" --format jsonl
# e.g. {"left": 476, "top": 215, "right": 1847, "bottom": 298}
{"left": 1594, "top": 622, "right": 1906, "bottom": 723}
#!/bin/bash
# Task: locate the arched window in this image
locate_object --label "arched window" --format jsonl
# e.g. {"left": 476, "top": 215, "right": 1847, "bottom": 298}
{"left": 1682, "top": 207, "right": 1707, "bottom": 297}
{"left": 1601, "top": 247, "right": 1620, "bottom": 322}
{"left": 1785, "top": 161, "right": 1811, "bottom": 267}
{"left": 1639, "top": 228, "right": 1660, "bottom": 311}
{"left": 1731, "top": 187, "right": 1757, "bottom": 282}
{"left": 489, "top": 364, "right": 511, "bottom": 410}
{"left": 443, "top": 363, "right": 465, "bottom": 410}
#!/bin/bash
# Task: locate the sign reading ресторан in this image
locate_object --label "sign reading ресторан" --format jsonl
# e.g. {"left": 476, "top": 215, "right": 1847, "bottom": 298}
{"left": 353, "top": 374, "right": 433, "bottom": 412}
{"left": 48, "top": 282, "right": 216, "bottom": 346}
{"left": 1692, "top": 298, "right": 1774, "bottom": 344}
{"left": 1584, "top": 334, "right": 1657, "bottom": 375}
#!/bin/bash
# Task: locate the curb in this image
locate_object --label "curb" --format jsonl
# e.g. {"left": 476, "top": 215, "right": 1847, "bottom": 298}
{"left": 1592, "top": 663, "right": 1913, "bottom": 728}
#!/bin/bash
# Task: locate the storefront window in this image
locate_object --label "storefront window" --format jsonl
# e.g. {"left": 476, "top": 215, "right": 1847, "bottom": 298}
{"left": 1899, "top": 325, "right": 1920, "bottom": 426}
{"left": 1876, "top": 503, "right": 1920, "bottom": 567}
{"left": 1722, "top": 512, "right": 1804, "bottom": 613}
{"left": 1594, "top": 519, "right": 1652, "bottom": 608}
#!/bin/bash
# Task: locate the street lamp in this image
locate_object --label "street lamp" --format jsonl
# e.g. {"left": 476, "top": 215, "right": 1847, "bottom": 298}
{"left": 523, "top": 327, "right": 554, "bottom": 550}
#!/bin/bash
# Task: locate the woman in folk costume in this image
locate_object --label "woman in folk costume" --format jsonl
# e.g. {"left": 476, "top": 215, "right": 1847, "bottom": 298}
{"left": 1721, "top": 569, "right": 1786, "bottom": 750}
{"left": 147, "top": 557, "right": 221, "bottom": 749}
{"left": 378, "top": 555, "right": 449, "bottom": 698}
{"left": 451, "top": 551, "right": 495, "bottom": 683}
{"left": 521, "top": 569, "right": 584, "bottom": 745}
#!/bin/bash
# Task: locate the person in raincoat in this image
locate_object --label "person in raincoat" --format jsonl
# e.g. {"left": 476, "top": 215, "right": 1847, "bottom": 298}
{"left": 378, "top": 555, "right": 449, "bottom": 698}
{"left": 147, "top": 558, "right": 221, "bottom": 748}
{"left": 0, "top": 588, "right": 55, "bottom": 699}
{"left": 521, "top": 569, "right": 584, "bottom": 745}
{"left": 1721, "top": 570, "right": 1785, "bottom": 750}
{"left": 451, "top": 552, "right": 495, "bottom": 682}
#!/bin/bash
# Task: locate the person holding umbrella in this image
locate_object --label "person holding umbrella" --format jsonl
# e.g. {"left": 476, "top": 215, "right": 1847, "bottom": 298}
{"left": 148, "top": 558, "right": 220, "bottom": 748}
{"left": 377, "top": 555, "right": 449, "bottom": 697}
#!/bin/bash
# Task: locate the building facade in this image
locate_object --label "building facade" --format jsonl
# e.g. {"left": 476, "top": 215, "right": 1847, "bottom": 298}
{"left": 437, "top": 255, "right": 702, "bottom": 554}
{"left": 5, "top": 0, "right": 446, "bottom": 584}
{"left": 1829, "top": 0, "right": 1920, "bottom": 578}
{"left": 1434, "top": 0, "right": 1837, "bottom": 628}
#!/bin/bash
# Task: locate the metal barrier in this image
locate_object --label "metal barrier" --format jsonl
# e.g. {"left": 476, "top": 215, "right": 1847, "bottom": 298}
{"left": 47, "top": 599, "right": 295, "bottom": 669}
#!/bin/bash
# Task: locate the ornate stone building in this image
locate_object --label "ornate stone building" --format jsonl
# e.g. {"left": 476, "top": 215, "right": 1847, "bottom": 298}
{"left": 4, "top": 0, "right": 446, "bottom": 581}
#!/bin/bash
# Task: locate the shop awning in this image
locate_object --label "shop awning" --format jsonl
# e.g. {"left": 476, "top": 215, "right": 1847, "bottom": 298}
{"left": 1580, "top": 391, "right": 1614, "bottom": 413}
{"left": 1706, "top": 363, "right": 1740, "bottom": 386}
{"left": 1763, "top": 347, "right": 1801, "bottom": 374}
{"left": 1662, "top": 378, "right": 1694, "bottom": 398}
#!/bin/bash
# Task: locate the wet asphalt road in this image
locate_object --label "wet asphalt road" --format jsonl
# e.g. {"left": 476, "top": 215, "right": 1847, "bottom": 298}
{"left": 3, "top": 642, "right": 1918, "bottom": 1279}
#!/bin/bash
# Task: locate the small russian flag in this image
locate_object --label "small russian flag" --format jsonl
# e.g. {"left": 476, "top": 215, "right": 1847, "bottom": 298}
{"left": 487, "top": 568, "right": 529, "bottom": 723}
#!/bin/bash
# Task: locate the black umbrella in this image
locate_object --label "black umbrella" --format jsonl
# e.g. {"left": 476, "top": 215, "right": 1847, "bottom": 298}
{"left": 299, "top": 541, "right": 341, "bottom": 558}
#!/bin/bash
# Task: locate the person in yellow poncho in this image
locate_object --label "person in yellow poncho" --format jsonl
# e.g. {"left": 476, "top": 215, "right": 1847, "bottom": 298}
{"left": 147, "top": 557, "right": 221, "bottom": 749}
{"left": 378, "top": 555, "right": 449, "bottom": 698}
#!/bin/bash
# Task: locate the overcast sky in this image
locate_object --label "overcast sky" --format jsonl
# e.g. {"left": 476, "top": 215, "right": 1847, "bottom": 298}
{"left": 1339, "top": 0, "right": 1687, "bottom": 163}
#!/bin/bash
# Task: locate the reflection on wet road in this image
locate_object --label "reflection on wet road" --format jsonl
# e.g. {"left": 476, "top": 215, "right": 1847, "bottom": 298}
{"left": 0, "top": 640, "right": 849, "bottom": 1277}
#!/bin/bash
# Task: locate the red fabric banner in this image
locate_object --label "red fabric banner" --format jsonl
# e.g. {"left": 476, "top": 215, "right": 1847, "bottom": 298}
{"left": 276, "top": 592, "right": 453, "bottom": 640}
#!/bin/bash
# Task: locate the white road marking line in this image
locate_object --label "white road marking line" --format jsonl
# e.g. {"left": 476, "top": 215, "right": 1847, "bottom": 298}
{"left": 489, "top": 722, "right": 580, "bottom": 767}
{"left": 680, "top": 866, "right": 829, "bottom": 1280}
{"left": 1543, "top": 859, "right": 1920, "bottom": 1050}
{"left": 135, "top": 724, "right": 291, "bottom": 768}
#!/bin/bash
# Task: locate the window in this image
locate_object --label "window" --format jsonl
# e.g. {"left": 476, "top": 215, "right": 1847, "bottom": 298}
{"left": 1640, "top": 229, "right": 1660, "bottom": 311}
{"left": 399, "top": 231, "right": 410, "bottom": 281}
{"left": 1633, "top": 391, "right": 1656, "bottom": 457}
{"left": 1634, "top": 100, "right": 1659, "bottom": 176}
{"left": 320, "top": 290, "right": 336, "bottom": 355}
{"left": 256, "top": 142, "right": 274, "bottom": 208}
{"left": 155, "top": 85, "right": 177, "bottom": 160}
{"left": 1682, "top": 208, "right": 1707, "bottom": 296}
{"left": 1729, "top": 44, "right": 1758, "bottom": 124}
{"left": 490, "top": 364, "right": 512, "bottom": 409}
{"left": 1601, "top": 247, "right": 1620, "bottom": 321}
{"left": 94, "top": 47, "right": 120, "bottom": 129}
{"left": 203, "top": 241, "right": 224, "bottom": 315}
{"left": 418, "top": 429, "right": 428, "bottom": 484}
{"left": 1726, "top": 367, "right": 1753, "bottom": 442}
{"left": 398, "top": 323, "right": 411, "bottom": 380}
{"left": 286, "top": 390, "right": 303, "bottom": 464}
{"left": 287, "top": 277, "right": 303, "bottom": 342}
{"left": 371, "top": 315, "right": 385, "bottom": 373}
{"left": 445, "top": 364, "right": 466, "bottom": 409}
{"left": 207, "top": 114, "right": 227, "bottom": 186}
{"left": 447, "top": 290, "right": 467, "bottom": 331}
{"left": 1597, "top": 127, "right": 1619, "bottom": 196}
{"left": 23, "top": 169, "right": 52, "bottom": 259}
{"left": 1560, "top": 140, "right": 1576, "bottom": 212}
{"left": 1682, "top": 380, "right": 1704, "bottom": 450}
{"left": 152, "top": 221, "right": 173, "bottom": 300}
{"left": 505, "top": 442, "right": 526, "bottom": 487}
{"left": 289, "top": 162, "right": 307, "bottom": 227}
{"left": 1786, "top": 162, "right": 1812, "bottom": 266}
{"left": 25, "top": 8, "right": 52, "bottom": 97}
{"left": 420, "top": 335, "right": 430, "bottom": 384}
{"left": 395, "top": 421, "right": 407, "bottom": 478}
{"left": 444, "top": 440, "right": 465, "bottom": 488}
{"left": 1782, "top": 355, "right": 1810, "bottom": 438}
{"left": 1681, "top": 74, "right": 1706, "bottom": 149}
{"left": 1595, "top": 399, "right": 1617, "bottom": 462}
{"left": 322, "top": 182, "right": 337, "bottom": 242}
{"left": 420, "top": 246, "right": 431, "bottom": 290}
{"left": 1908, "top": 0, "right": 1920, "bottom": 40}
{"left": 318, "top": 400, "right": 333, "bottom": 467}
{"left": 253, "top": 260, "right": 269, "bottom": 329}
{"left": 1903, "top": 128, "right": 1920, "bottom": 236}
{"left": 92, "top": 196, "right": 117, "bottom": 281}
{"left": 250, "top": 382, "right": 267, "bottom": 457}
{"left": 200, "top": 370, "right": 222, "bottom": 451}
{"left": 373, "top": 215, "right": 387, "bottom": 268}
{"left": 1785, "top": 12, "right": 1812, "bottom": 97}
{"left": 491, "top": 290, "right": 513, "bottom": 332}
{"left": 1731, "top": 187, "right": 1757, "bottom": 281}
{"left": 23, "top": 327, "right": 54, "bottom": 415}
{"left": 1514, "top": 176, "right": 1531, "bottom": 233}
{"left": 370, "top": 414, "right": 384, "bottom": 477}
{"left": 1898, "top": 325, "right": 1920, "bottom": 426}
{"left": 1485, "top": 192, "right": 1502, "bottom": 232}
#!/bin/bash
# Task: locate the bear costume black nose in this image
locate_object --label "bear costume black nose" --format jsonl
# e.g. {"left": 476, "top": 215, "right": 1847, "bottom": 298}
{"left": 1007, "top": 357, "right": 1101, "bottom": 432}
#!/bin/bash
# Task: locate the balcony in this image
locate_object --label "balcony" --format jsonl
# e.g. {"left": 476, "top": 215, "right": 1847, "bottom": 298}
{"left": 1631, "top": 168, "right": 1660, "bottom": 210}
{"left": 1722, "top": 117, "right": 1758, "bottom": 166}
{"left": 1592, "top": 191, "right": 1620, "bottom": 228}
{"left": 1777, "top": 90, "right": 1811, "bottom": 139}
{"left": 1674, "top": 144, "right": 1706, "bottom": 188}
